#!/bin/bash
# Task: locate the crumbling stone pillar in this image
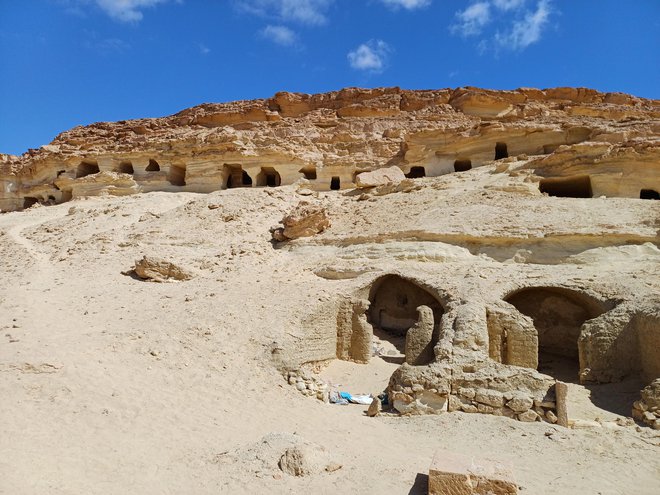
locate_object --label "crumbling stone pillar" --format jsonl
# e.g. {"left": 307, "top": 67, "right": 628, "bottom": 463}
{"left": 555, "top": 381, "right": 569, "bottom": 427}
{"left": 335, "top": 298, "right": 354, "bottom": 360}
{"left": 486, "top": 306, "right": 538, "bottom": 369}
{"left": 405, "top": 305, "right": 435, "bottom": 365}
{"left": 350, "top": 299, "right": 372, "bottom": 363}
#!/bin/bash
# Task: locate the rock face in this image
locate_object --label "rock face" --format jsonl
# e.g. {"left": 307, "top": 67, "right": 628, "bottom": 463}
{"left": 1, "top": 86, "right": 659, "bottom": 212}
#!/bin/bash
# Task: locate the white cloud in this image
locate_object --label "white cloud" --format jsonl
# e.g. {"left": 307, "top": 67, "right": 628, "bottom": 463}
{"left": 94, "top": 0, "right": 173, "bottom": 22}
{"left": 451, "top": 0, "right": 553, "bottom": 51}
{"left": 451, "top": 2, "right": 491, "bottom": 37}
{"left": 492, "top": 0, "right": 526, "bottom": 11}
{"left": 261, "top": 24, "right": 297, "bottom": 46}
{"left": 380, "top": 0, "right": 431, "bottom": 10}
{"left": 237, "top": 0, "right": 334, "bottom": 25}
{"left": 199, "top": 43, "right": 211, "bottom": 55}
{"left": 347, "top": 39, "right": 390, "bottom": 73}
{"left": 495, "top": 0, "right": 551, "bottom": 50}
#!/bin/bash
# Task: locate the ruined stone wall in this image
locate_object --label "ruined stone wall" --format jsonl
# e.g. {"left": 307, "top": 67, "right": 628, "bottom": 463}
{"left": 486, "top": 304, "right": 538, "bottom": 369}
{"left": 635, "top": 311, "right": 660, "bottom": 383}
{"left": 633, "top": 379, "right": 660, "bottom": 429}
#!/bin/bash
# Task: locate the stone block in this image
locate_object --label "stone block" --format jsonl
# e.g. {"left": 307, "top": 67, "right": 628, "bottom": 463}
{"left": 459, "top": 387, "right": 476, "bottom": 400}
{"left": 477, "top": 404, "right": 495, "bottom": 414}
{"left": 506, "top": 394, "right": 533, "bottom": 413}
{"left": 555, "top": 381, "right": 569, "bottom": 427}
{"left": 518, "top": 410, "right": 538, "bottom": 422}
{"left": 429, "top": 449, "right": 518, "bottom": 495}
{"left": 448, "top": 395, "right": 462, "bottom": 412}
{"left": 475, "top": 389, "right": 505, "bottom": 408}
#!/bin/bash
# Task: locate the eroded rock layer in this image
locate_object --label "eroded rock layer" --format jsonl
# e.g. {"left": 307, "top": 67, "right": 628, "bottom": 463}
{"left": 2, "top": 86, "right": 659, "bottom": 211}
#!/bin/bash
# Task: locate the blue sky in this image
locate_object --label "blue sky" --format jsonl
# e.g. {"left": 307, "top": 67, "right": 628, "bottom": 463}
{"left": 1, "top": 0, "right": 658, "bottom": 155}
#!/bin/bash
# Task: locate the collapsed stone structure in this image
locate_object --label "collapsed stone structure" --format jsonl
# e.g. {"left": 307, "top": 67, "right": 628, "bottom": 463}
{"left": 633, "top": 379, "right": 660, "bottom": 429}
{"left": 3, "top": 86, "right": 659, "bottom": 426}
{"left": 325, "top": 273, "right": 658, "bottom": 423}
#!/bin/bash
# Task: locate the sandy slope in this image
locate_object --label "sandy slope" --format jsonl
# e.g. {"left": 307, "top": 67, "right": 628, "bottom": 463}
{"left": 1, "top": 176, "right": 659, "bottom": 494}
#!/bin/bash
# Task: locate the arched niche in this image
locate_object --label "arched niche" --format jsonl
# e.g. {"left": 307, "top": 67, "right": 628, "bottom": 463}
{"left": 168, "top": 164, "right": 186, "bottom": 186}
{"left": 453, "top": 159, "right": 472, "bottom": 172}
{"left": 256, "top": 167, "right": 281, "bottom": 187}
{"left": 224, "top": 164, "right": 252, "bottom": 188}
{"left": 405, "top": 166, "right": 426, "bottom": 179}
{"left": 640, "top": 189, "right": 659, "bottom": 200}
{"left": 299, "top": 166, "right": 317, "bottom": 180}
{"left": 495, "top": 142, "right": 508, "bottom": 160}
{"left": 146, "top": 159, "right": 160, "bottom": 172}
{"left": 503, "top": 286, "right": 608, "bottom": 381}
{"left": 76, "top": 160, "right": 99, "bottom": 178}
{"left": 539, "top": 175, "right": 592, "bottom": 198}
{"left": 367, "top": 275, "right": 444, "bottom": 365}
{"left": 117, "top": 161, "right": 134, "bottom": 174}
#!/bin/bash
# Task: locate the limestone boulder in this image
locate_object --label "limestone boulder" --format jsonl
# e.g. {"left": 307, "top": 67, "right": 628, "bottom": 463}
{"left": 429, "top": 449, "right": 518, "bottom": 495}
{"left": 278, "top": 444, "right": 340, "bottom": 477}
{"left": 367, "top": 397, "right": 381, "bottom": 417}
{"left": 133, "top": 256, "right": 193, "bottom": 282}
{"left": 274, "top": 202, "right": 330, "bottom": 241}
{"left": 355, "top": 166, "right": 406, "bottom": 189}
{"left": 217, "top": 433, "right": 341, "bottom": 480}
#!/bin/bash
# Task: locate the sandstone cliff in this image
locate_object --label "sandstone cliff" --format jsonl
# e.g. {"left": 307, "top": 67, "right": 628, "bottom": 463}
{"left": 2, "top": 86, "right": 659, "bottom": 211}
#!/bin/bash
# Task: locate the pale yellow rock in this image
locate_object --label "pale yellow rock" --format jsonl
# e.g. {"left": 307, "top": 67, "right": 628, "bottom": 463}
{"left": 355, "top": 166, "right": 406, "bottom": 189}
{"left": 555, "top": 381, "right": 569, "bottom": 428}
{"left": 2, "top": 86, "right": 658, "bottom": 212}
{"left": 367, "top": 397, "right": 381, "bottom": 417}
{"left": 405, "top": 305, "right": 435, "bottom": 365}
{"left": 276, "top": 202, "right": 330, "bottom": 240}
{"left": 429, "top": 449, "right": 518, "bottom": 495}
{"left": 133, "top": 256, "right": 193, "bottom": 282}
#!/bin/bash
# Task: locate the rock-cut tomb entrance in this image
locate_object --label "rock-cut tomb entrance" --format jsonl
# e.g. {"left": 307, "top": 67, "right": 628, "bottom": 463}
{"left": 366, "top": 275, "right": 444, "bottom": 366}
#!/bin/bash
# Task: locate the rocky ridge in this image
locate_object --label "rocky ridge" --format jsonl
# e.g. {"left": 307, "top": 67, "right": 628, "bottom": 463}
{"left": 1, "top": 86, "right": 659, "bottom": 212}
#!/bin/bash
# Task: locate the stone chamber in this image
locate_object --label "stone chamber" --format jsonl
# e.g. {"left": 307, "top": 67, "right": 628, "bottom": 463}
{"left": 285, "top": 267, "right": 660, "bottom": 427}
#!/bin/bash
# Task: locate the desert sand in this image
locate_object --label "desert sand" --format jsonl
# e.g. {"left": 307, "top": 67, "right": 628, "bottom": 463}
{"left": 1, "top": 164, "right": 659, "bottom": 493}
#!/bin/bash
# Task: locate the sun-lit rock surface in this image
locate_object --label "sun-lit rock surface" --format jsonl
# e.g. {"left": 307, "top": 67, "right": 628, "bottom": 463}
{"left": 1, "top": 86, "right": 659, "bottom": 212}
{"left": 1, "top": 86, "right": 659, "bottom": 494}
